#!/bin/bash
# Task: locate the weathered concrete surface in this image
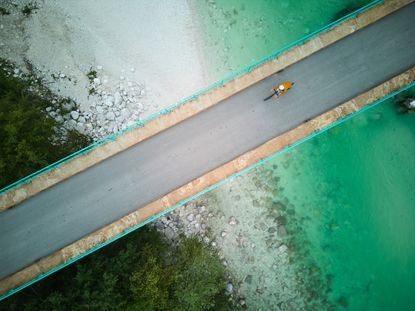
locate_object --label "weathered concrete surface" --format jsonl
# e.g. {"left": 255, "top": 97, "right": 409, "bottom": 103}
{"left": 1, "top": 0, "right": 412, "bottom": 211}
{"left": 1, "top": 67, "right": 413, "bottom": 298}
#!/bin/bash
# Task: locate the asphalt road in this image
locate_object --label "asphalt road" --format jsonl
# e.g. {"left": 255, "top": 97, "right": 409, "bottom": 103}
{"left": 1, "top": 3, "right": 414, "bottom": 280}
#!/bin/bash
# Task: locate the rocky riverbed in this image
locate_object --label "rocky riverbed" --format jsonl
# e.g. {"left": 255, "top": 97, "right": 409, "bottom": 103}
{"left": 154, "top": 167, "right": 306, "bottom": 310}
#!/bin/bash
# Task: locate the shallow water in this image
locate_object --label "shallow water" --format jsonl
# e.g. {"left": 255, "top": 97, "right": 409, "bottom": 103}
{"left": 194, "top": 1, "right": 415, "bottom": 309}
{"left": 264, "top": 90, "right": 415, "bottom": 310}
{"left": 195, "top": 0, "right": 370, "bottom": 77}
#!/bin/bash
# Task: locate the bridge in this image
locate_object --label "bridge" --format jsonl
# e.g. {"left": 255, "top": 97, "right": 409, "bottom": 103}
{"left": 1, "top": 0, "right": 414, "bottom": 300}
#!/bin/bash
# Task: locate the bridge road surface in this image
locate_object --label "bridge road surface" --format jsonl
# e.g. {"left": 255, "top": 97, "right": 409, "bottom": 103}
{"left": 1, "top": 3, "right": 415, "bottom": 281}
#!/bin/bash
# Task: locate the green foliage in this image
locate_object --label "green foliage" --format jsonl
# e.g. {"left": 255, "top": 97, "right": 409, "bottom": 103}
{"left": 172, "top": 237, "right": 228, "bottom": 311}
{"left": 21, "top": 2, "right": 38, "bottom": 17}
{"left": 0, "top": 7, "right": 10, "bottom": 15}
{"left": 130, "top": 245, "right": 172, "bottom": 310}
{"left": 86, "top": 69, "right": 98, "bottom": 82}
{"left": 1, "top": 228, "right": 232, "bottom": 311}
{"left": 0, "top": 61, "right": 91, "bottom": 189}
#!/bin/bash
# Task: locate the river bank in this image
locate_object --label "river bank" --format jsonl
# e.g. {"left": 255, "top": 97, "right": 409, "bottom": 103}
{"left": 0, "top": 0, "right": 209, "bottom": 139}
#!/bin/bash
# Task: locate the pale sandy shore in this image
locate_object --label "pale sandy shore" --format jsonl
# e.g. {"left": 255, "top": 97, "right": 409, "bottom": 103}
{"left": 0, "top": 0, "right": 210, "bottom": 137}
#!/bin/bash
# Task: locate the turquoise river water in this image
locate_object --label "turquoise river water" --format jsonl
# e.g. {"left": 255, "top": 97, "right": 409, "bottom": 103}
{"left": 195, "top": 1, "right": 415, "bottom": 310}
{"left": 196, "top": 0, "right": 371, "bottom": 77}
{"left": 267, "top": 89, "right": 415, "bottom": 310}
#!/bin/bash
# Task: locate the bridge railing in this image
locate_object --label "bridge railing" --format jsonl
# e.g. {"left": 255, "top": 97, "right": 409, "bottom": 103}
{"left": 0, "top": 0, "right": 384, "bottom": 196}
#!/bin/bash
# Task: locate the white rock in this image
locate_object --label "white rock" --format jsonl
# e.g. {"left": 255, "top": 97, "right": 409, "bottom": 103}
{"left": 70, "top": 111, "right": 79, "bottom": 120}
{"left": 93, "top": 78, "right": 101, "bottom": 85}
{"left": 60, "top": 73, "right": 66, "bottom": 78}
{"left": 78, "top": 116, "right": 86, "bottom": 124}
{"left": 121, "top": 108, "right": 130, "bottom": 119}
{"left": 55, "top": 115, "right": 63, "bottom": 123}
{"left": 278, "top": 244, "right": 288, "bottom": 254}
{"left": 96, "top": 65, "right": 103, "bottom": 70}
{"left": 67, "top": 119, "right": 77, "bottom": 128}
{"left": 120, "top": 76, "right": 125, "bottom": 80}
{"left": 106, "top": 111, "right": 115, "bottom": 121}
{"left": 114, "top": 92, "right": 122, "bottom": 106}
{"left": 76, "top": 122, "right": 85, "bottom": 132}
{"left": 186, "top": 214, "right": 194, "bottom": 222}
{"left": 228, "top": 216, "right": 237, "bottom": 226}
{"left": 13, "top": 68, "right": 19, "bottom": 74}
{"left": 63, "top": 102, "right": 74, "bottom": 110}
{"left": 96, "top": 106, "right": 104, "bottom": 114}
{"left": 46, "top": 106, "right": 52, "bottom": 112}
{"left": 130, "top": 67, "right": 135, "bottom": 72}
{"left": 221, "top": 231, "right": 227, "bottom": 237}
{"left": 165, "top": 227, "right": 175, "bottom": 241}
{"left": 226, "top": 283, "right": 233, "bottom": 294}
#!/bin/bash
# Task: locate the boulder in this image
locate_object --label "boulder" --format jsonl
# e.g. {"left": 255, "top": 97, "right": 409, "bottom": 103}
{"left": 106, "top": 96, "right": 114, "bottom": 107}
{"left": 278, "top": 244, "right": 288, "bottom": 254}
{"left": 114, "top": 92, "right": 122, "bottom": 106}
{"left": 106, "top": 111, "right": 115, "bottom": 121}
{"left": 186, "top": 213, "right": 194, "bottom": 222}
{"left": 70, "top": 111, "right": 79, "bottom": 120}
{"left": 226, "top": 283, "right": 233, "bottom": 294}
{"left": 228, "top": 216, "right": 238, "bottom": 226}
{"left": 121, "top": 108, "right": 130, "bottom": 119}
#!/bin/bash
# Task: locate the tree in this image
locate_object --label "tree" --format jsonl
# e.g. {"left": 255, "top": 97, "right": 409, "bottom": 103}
{"left": 0, "top": 62, "right": 91, "bottom": 189}
{"left": 171, "top": 237, "right": 229, "bottom": 311}
{"left": 1, "top": 227, "right": 233, "bottom": 311}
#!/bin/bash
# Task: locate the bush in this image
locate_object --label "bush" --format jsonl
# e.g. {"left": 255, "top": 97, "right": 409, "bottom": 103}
{"left": 0, "top": 61, "right": 91, "bottom": 189}
{"left": 1, "top": 228, "right": 232, "bottom": 311}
